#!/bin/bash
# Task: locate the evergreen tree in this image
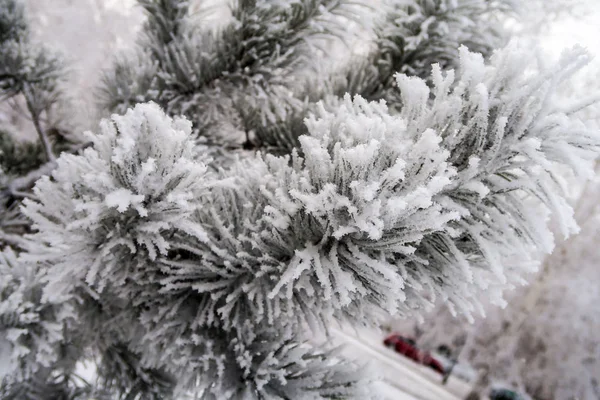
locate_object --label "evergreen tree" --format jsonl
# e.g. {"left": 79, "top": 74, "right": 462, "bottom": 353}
{"left": 1, "top": 0, "right": 600, "bottom": 399}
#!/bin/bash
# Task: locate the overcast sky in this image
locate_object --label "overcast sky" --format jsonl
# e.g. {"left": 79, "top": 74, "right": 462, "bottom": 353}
{"left": 541, "top": 4, "right": 600, "bottom": 59}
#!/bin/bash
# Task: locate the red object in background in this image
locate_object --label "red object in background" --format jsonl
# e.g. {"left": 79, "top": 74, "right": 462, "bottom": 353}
{"left": 421, "top": 353, "right": 445, "bottom": 374}
{"left": 383, "top": 334, "right": 445, "bottom": 375}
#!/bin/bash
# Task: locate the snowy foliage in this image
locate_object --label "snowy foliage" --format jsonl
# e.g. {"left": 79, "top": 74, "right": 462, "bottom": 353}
{"left": 21, "top": 102, "right": 211, "bottom": 301}
{"left": 138, "top": 327, "right": 372, "bottom": 399}
{"left": 12, "top": 41, "right": 600, "bottom": 398}
{"left": 201, "top": 43, "right": 599, "bottom": 326}
{"left": 17, "top": 102, "right": 213, "bottom": 398}
{"left": 222, "top": 0, "right": 517, "bottom": 154}
{"left": 98, "top": 0, "right": 519, "bottom": 156}
{"left": 101, "top": 0, "right": 365, "bottom": 146}
{"left": 337, "top": 0, "right": 515, "bottom": 108}
{"left": 397, "top": 178, "right": 600, "bottom": 399}
{"left": 380, "top": 0, "right": 514, "bottom": 78}
{"left": 19, "top": 102, "right": 374, "bottom": 398}
{"left": 390, "top": 43, "right": 597, "bottom": 314}
{"left": 2, "top": 0, "right": 600, "bottom": 398}
{"left": 0, "top": 247, "right": 79, "bottom": 396}
{"left": 187, "top": 95, "right": 457, "bottom": 329}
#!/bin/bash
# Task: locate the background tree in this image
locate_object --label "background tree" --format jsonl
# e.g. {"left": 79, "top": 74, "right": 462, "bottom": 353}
{"left": 0, "top": 0, "right": 86, "bottom": 249}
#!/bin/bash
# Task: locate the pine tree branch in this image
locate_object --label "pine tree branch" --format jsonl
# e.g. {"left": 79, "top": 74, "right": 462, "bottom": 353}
{"left": 22, "top": 83, "right": 55, "bottom": 162}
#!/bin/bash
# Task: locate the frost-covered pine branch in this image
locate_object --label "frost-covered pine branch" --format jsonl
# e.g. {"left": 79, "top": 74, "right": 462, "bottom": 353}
{"left": 11, "top": 42, "right": 600, "bottom": 398}
{"left": 0, "top": 247, "right": 86, "bottom": 400}
{"left": 337, "top": 0, "right": 516, "bottom": 107}
{"left": 101, "top": 0, "right": 367, "bottom": 149}
{"left": 240, "top": 0, "right": 519, "bottom": 155}
{"left": 13, "top": 101, "right": 373, "bottom": 398}
{"left": 380, "top": 0, "right": 514, "bottom": 79}
{"left": 407, "top": 175, "right": 600, "bottom": 399}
